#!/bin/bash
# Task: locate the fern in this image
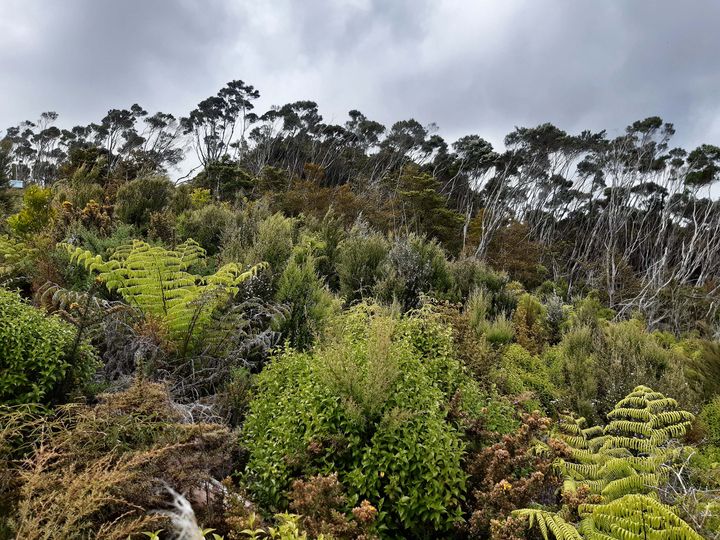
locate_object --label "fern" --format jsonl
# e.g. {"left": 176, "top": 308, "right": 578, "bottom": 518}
{"left": 0, "top": 235, "right": 37, "bottom": 283}
{"left": 64, "top": 239, "right": 267, "bottom": 350}
{"left": 515, "top": 387, "right": 702, "bottom": 539}
{"left": 578, "top": 494, "right": 703, "bottom": 540}
{"left": 514, "top": 509, "right": 582, "bottom": 540}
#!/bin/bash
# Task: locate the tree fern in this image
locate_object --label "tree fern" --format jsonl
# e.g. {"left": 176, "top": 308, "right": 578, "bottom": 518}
{"left": 515, "top": 387, "right": 702, "bottom": 539}
{"left": 64, "top": 239, "right": 266, "bottom": 351}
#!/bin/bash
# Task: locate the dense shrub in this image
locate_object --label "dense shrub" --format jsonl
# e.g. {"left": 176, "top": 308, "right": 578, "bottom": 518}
{"left": 274, "top": 242, "right": 337, "bottom": 350}
{"left": 0, "top": 380, "right": 234, "bottom": 539}
{"left": 114, "top": 175, "right": 174, "bottom": 230}
{"left": 374, "top": 234, "right": 450, "bottom": 310}
{"left": 336, "top": 225, "right": 388, "bottom": 303}
{"left": 177, "top": 203, "right": 235, "bottom": 254}
{"left": 546, "top": 319, "right": 700, "bottom": 422}
{"left": 6, "top": 185, "right": 54, "bottom": 236}
{"left": 0, "top": 288, "right": 96, "bottom": 404}
{"left": 248, "top": 212, "right": 296, "bottom": 274}
{"left": 512, "top": 293, "right": 548, "bottom": 354}
{"left": 242, "top": 306, "right": 483, "bottom": 536}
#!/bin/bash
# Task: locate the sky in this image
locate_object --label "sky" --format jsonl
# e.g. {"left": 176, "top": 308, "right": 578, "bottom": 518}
{"left": 1, "top": 0, "right": 720, "bottom": 178}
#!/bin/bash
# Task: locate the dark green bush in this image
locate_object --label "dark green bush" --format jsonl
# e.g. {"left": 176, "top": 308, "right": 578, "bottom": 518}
{"left": 177, "top": 203, "right": 235, "bottom": 254}
{"left": 114, "top": 175, "right": 174, "bottom": 230}
{"left": 0, "top": 288, "right": 96, "bottom": 404}
{"left": 374, "top": 234, "right": 450, "bottom": 310}
{"left": 336, "top": 226, "right": 388, "bottom": 303}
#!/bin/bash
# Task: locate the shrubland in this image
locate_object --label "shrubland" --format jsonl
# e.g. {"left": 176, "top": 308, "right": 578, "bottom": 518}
{"left": 0, "top": 83, "right": 719, "bottom": 538}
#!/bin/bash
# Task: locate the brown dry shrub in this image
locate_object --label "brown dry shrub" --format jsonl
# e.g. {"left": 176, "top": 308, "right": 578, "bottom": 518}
{"left": 1, "top": 380, "right": 235, "bottom": 539}
{"left": 464, "top": 411, "right": 562, "bottom": 538}
{"left": 288, "top": 473, "right": 378, "bottom": 540}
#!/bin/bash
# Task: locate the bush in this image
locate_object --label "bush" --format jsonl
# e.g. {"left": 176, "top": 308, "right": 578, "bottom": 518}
{"left": 336, "top": 226, "right": 388, "bottom": 303}
{"left": 482, "top": 314, "right": 515, "bottom": 346}
{"left": 114, "top": 175, "right": 174, "bottom": 230}
{"left": 177, "top": 203, "right": 235, "bottom": 254}
{"left": 374, "top": 234, "right": 450, "bottom": 310}
{"left": 248, "top": 212, "right": 296, "bottom": 274}
{"left": 446, "top": 258, "right": 507, "bottom": 302}
{"left": 274, "top": 241, "right": 337, "bottom": 350}
{"left": 242, "top": 305, "right": 482, "bottom": 536}
{"left": 547, "top": 319, "right": 699, "bottom": 422}
{"left": 699, "top": 397, "right": 720, "bottom": 447}
{"left": 512, "top": 293, "right": 548, "bottom": 354}
{"left": 6, "top": 185, "right": 54, "bottom": 236}
{"left": 0, "top": 288, "right": 96, "bottom": 404}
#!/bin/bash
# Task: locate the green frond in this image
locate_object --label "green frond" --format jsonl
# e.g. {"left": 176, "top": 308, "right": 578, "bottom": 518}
{"left": 513, "top": 508, "right": 583, "bottom": 540}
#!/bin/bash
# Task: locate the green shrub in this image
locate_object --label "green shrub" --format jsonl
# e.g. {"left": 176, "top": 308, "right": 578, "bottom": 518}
{"left": 243, "top": 305, "right": 482, "bottom": 536}
{"left": 374, "top": 234, "right": 450, "bottom": 310}
{"left": 512, "top": 293, "right": 548, "bottom": 354}
{"left": 177, "top": 203, "right": 235, "bottom": 254}
{"left": 446, "top": 257, "right": 507, "bottom": 302}
{"left": 248, "top": 212, "right": 296, "bottom": 274}
{"left": 482, "top": 313, "right": 515, "bottom": 345}
{"left": 494, "top": 343, "right": 558, "bottom": 412}
{"left": 336, "top": 226, "right": 388, "bottom": 303}
{"left": 699, "top": 397, "right": 720, "bottom": 447}
{"left": 274, "top": 241, "right": 337, "bottom": 350}
{"left": 548, "top": 319, "right": 699, "bottom": 422}
{"left": 0, "top": 288, "right": 96, "bottom": 404}
{"left": 6, "top": 185, "right": 54, "bottom": 236}
{"left": 114, "top": 175, "right": 174, "bottom": 230}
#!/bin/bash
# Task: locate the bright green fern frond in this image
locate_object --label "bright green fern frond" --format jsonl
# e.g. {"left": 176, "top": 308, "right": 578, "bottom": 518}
{"left": 513, "top": 509, "right": 583, "bottom": 540}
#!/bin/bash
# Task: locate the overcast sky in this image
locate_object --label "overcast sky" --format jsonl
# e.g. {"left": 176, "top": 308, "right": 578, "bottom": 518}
{"left": 2, "top": 0, "right": 719, "bottom": 176}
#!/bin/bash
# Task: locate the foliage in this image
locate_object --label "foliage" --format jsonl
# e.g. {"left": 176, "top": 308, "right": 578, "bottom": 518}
{"left": 114, "top": 175, "right": 174, "bottom": 230}
{"left": 464, "top": 411, "right": 562, "bottom": 538}
{"left": 0, "top": 380, "right": 234, "bottom": 539}
{"left": 274, "top": 241, "right": 337, "bottom": 350}
{"left": 248, "top": 212, "right": 296, "bottom": 274}
{"left": 6, "top": 185, "right": 54, "bottom": 236}
{"left": 242, "top": 306, "right": 480, "bottom": 536}
{"left": 178, "top": 203, "right": 235, "bottom": 254}
{"left": 0, "top": 287, "right": 96, "bottom": 405}
{"left": 336, "top": 225, "right": 388, "bottom": 303}
{"left": 374, "top": 234, "right": 450, "bottom": 310}
{"left": 64, "top": 238, "right": 266, "bottom": 351}
{"left": 513, "top": 293, "right": 549, "bottom": 354}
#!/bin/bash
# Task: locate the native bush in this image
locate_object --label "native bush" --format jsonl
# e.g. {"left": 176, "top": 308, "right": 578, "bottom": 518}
{"left": 0, "top": 288, "right": 96, "bottom": 405}
{"left": 274, "top": 240, "right": 338, "bottom": 351}
{"left": 114, "top": 175, "right": 174, "bottom": 230}
{"left": 336, "top": 225, "right": 388, "bottom": 303}
{"left": 374, "top": 234, "right": 450, "bottom": 310}
{"left": 6, "top": 185, "right": 54, "bottom": 236}
{"left": 242, "top": 305, "right": 482, "bottom": 536}
{"left": 177, "top": 203, "right": 235, "bottom": 254}
{"left": 512, "top": 293, "right": 548, "bottom": 354}
{"left": 248, "top": 212, "right": 296, "bottom": 275}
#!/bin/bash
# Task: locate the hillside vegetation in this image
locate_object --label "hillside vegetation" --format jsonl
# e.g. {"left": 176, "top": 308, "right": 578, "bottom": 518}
{"left": 0, "top": 81, "right": 719, "bottom": 539}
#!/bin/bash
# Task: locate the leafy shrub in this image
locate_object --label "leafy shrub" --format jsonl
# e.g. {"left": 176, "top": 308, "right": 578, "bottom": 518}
{"left": 512, "top": 293, "right": 548, "bottom": 354}
{"left": 374, "top": 234, "right": 450, "bottom": 310}
{"left": 248, "top": 212, "right": 296, "bottom": 274}
{"left": 336, "top": 226, "right": 388, "bottom": 303}
{"left": 6, "top": 185, "right": 54, "bottom": 236}
{"left": 547, "top": 319, "right": 699, "bottom": 422}
{"left": 177, "top": 203, "right": 235, "bottom": 254}
{"left": 494, "top": 344, "right": 559, "bottom": 412}
{"left": 242, "top": 306, "right": 481, "bottom": 536}
{"left": 274, "top": 241, "right": 337, "bottom": 350}
{"left": 699, "top": 397, "right": 720, "bottom": 447}
{"left": 464, "top": 411, "right": 561, "bottom": 538}
{"left": 0, "top": 287, "right": 96, "bottom": 404}
{"left": 446, "top": 257, "right": 507, "bottom": 302}
{"left": 114, "top": 175, "right": 174, "bottom": 230}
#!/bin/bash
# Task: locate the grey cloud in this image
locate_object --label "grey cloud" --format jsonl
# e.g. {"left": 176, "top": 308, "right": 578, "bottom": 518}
{"left": 1, "top": 0, "right": 718, "bottom": 175}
